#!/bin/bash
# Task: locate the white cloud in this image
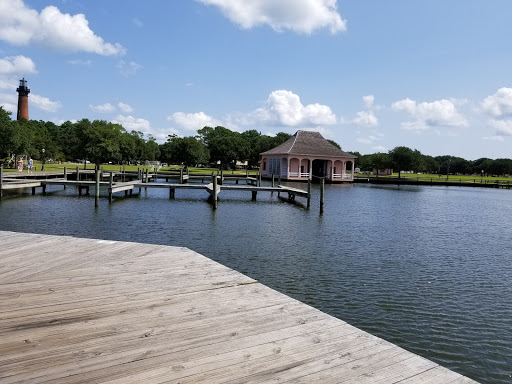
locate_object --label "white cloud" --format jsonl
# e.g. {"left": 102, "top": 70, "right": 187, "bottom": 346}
{"left": 197, "top": 0, "right": 346, "bottom": 34}
{"left": 248, "top": 89, "right": 337, "bottom": 127}
{"left": 31, "top": 94, "right": 61, "bottom": 112}
{"left": 68, "top": 59, "right": 92, "bottom": 66}
{"left": 89, "top": 101, "right": 133, "bottom": 114}
{"left": 353, "top": 95, "right": 378, "bottom": 127}
{"left": 353, "top": 110, "right": 378, "bottom": 127}
{"left": 112, "top": 115, "right": 151, "bottom": 132}
{"left": 0, "top": 101, "right": 16, "bottom": 114}
{"left": 0, "top": 0, "right": 125, "bottom": 55}
{"left": 356, "top": 132, "right": 383, "bottom": 145}
{"left": 392, "top": 97, "right": 467, "bottom": 131}
{"left": 488, "top": 119, "right": 512, "bottom": 136}
{"left": 481, "top": 88, "right": 512, "bottom": 118}
{"left": 169, "top": 111, "right": 222, "bottom": 131}
{"left": 0, "top": 55, "right": 37, "bottom": 75}
{"left": 117, "top": 60, "right": 142, "bottom": 77}
{"left": 90, "top": 103, "right": 116, "bottom": 113}
{"left": 363, "top": 95, "right": 375, "bottom": 109}
{"left": 482, "top": 135, "right": 505, "bottom": 142}
{"left": 118, "top": 102, "right": 133, "bottom": 113}
{"left": 373, "top": 145, "right": 387, "bottom": 152}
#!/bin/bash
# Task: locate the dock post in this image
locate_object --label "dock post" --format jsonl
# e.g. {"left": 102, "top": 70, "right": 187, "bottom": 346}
{"left": 307, "top": 178, "right": 311, "bottom": 208}
{"left": 76, "top": 166, "right": 80, "bottom": 181}
{"left": 320, "top": 177, "right": 325, "bottom": 214}
{"left": 123, "top": 165, "right": 126, "bottom": 182}
{"left": 252, "top": 190, "right": 257, "bottom": 201}
{"left": 258, "top": 172, "right": 261, "bottom": 187}
{"left": 109, "top": 172, "right": 113, "bottom": 203}
{"left": 32, "top": 187, "right": 36, "bottom": 195}
{"left": 180, "top": 169, "right": 183, "bottom": 184}
{"left": 95, "top": 167, "right": 100, "bottom": 208}
{"left": 169, "top": 188, "right": 175, "bottom": 199}
{"left": 212, "top": 173, "right": 218, "bottom": 209}
{"left": 63, "top": 167, "right": 67, "bottom": 190}
{"left": 272, "top": 174, "right": 275, "bottom": 188}
{"left": 0, "top": 166, "right": 3, "bottom": 198}
{"left": 220, "top": 169, "right": 223, "bottom": 185}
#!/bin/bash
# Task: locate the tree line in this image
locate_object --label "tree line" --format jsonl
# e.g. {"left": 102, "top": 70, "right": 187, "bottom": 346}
{"left": 352, "top": 146, "right": 512, "bottom": 177}
{"left": 0, "top": 107, "right": 291, "bottom": 168}
{"left": 2, "top": 106, "right": 511, "bottom": 175}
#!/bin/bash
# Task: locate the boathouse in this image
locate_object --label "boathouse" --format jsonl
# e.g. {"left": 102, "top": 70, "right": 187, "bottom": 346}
{"left": 260, "top": 130, "right": 357, "bottom": 182}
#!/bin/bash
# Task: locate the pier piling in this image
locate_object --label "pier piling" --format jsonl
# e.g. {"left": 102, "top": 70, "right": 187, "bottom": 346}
{"left": 95, "top": 167, "right": 100, "bottom": 208}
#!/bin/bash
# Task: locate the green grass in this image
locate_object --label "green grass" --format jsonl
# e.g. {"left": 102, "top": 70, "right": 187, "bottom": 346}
{"left": 355, "top": 172, "right": 511, "bottom": 184}
{"left": 3, "top": 161, "right": 259, "bottom": 175}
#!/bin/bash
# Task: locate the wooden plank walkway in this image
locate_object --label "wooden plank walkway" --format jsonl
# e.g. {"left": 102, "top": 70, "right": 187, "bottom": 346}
{"left": 0, "top": 231, "right": 478, "bottom": 383}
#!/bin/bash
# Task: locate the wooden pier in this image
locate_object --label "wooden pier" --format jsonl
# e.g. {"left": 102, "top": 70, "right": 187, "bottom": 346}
{"left": 0, "top": 231, "right": 478, "bottom": 383}
{"left": 0, "top": 168, "right": 311, "bottom": 208}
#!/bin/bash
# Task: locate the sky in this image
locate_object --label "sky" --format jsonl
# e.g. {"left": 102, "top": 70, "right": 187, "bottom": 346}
{"left": 1, "top": 0, "right": 512, "bottom": 160}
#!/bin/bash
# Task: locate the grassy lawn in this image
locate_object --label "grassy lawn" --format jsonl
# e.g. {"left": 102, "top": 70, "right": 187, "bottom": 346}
{"left": 2, "top": 162, "right": 259, "bottom": 175}
{"left": 355, "top": 172, "right": 511, "bottom": 184}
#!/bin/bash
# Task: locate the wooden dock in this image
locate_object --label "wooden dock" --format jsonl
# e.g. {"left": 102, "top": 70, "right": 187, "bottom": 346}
{"left": 0, "top": 169, "right": 310, "bottom": 207}
{"left": 0, "top": 231, "right": 478, "bottom": 383}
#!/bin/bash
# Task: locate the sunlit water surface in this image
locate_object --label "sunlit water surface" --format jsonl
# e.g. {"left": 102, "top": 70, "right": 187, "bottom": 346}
{"left": 0, "top": 182, "right": 511, "bottom": 383}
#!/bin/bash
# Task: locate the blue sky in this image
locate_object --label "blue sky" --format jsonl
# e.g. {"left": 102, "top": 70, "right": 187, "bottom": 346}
{"left": 1, "top": 0, "right": 512, "bottom": 160}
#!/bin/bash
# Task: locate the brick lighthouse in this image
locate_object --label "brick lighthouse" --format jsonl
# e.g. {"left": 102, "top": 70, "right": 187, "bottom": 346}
{"left": 16, "top": 78, "right": 30, "bottom": 120}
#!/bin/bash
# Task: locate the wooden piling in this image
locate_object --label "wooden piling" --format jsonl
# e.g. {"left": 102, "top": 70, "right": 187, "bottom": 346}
{"left": 180, "top": 168, "right": 184, "bottom": 184}
{"left": 252, "top": 190, "right": 257, "bottom": 201}
{"left": 212, "top": 173, "right": 218, "bottom": 209}
{"left": 272, "top": 174, "right": 275, "bottom": 187}
{"left": 0, "top": 166, "right": 3, "bottom": 198}
{"left": 307, "top": 178, "right": 311, "bottom": 208}
{"left": 109, "top": 172, "right": 113, "bottom": 203}
{"left": 95, "top": 168, "right": 100, "bottom": 208}
{"left": 76, "top": 166, "right": 80, "bottom": 181}
{"left": 258, "top": 171, "right": 262, "bottom": 187}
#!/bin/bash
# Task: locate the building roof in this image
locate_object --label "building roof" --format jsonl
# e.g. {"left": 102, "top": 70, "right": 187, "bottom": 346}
{"left": 261, "top": 130, "right": 356, "bottom": 158}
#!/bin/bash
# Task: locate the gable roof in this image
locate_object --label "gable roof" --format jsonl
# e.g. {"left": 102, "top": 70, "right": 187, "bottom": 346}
{"left": 261, "top": 130, "right": 356, "bottom": 158}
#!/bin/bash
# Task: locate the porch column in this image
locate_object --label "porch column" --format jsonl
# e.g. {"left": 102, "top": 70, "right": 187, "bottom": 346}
{"left": 351, "top": 160, "right": 355, "bottom": 180}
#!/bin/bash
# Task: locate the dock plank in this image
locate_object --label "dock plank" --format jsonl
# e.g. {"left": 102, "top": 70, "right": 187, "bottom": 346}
{"left": 0, "top": 231, "right": 479, "bottom": 383}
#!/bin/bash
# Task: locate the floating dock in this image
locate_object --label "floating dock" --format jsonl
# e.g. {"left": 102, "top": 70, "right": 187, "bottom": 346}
{"left": 0, "top": 231, "right": 478, "bottom": 383}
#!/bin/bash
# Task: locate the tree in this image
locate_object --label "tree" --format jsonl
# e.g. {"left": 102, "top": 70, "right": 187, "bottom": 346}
{"left": 327, "top": 139, "right": 341, "bottom": 149}
{"left": 0, "top": 106, "right": 16, "bottom": 159}
{"left": 389, "top": 146, "right": 421, "bottom": 178}
{"left": 370, "top": 152, "right": 390, "bottom": 177}
{"left": 159, "top": 135, "right": 208, "bottom": 166}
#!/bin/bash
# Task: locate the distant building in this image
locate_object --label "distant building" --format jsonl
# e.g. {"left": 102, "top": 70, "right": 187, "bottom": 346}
{"left": 260, "top": 130, "right": 357, "bottom": 182}
{"left": 16, "top": 78, "right": 30, "bottom": 120}
{"left": 373, "top": 168, "right": 393, "bottom": 176}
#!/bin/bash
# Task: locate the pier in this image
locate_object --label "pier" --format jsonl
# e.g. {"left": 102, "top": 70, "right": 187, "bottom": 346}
{"left": 0, "top": 231, "right": 478, "bottom": 383}
{"left": 0, "top": 168, "right": 311, "bottom": 208}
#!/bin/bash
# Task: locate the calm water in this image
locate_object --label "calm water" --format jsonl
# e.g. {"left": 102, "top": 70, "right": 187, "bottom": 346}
{"left": 0, "top": 181, "right": 511, "bottom": 383}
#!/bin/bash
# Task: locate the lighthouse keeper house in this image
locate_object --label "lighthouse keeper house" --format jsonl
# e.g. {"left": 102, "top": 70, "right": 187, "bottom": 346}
{"left": 260, "top": 130, "right": 357, "bottom": 182}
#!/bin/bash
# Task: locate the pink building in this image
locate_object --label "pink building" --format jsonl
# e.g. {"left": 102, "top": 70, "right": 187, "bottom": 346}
{"left": 260, "top": 130, "right": 357, "bottom": 182}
